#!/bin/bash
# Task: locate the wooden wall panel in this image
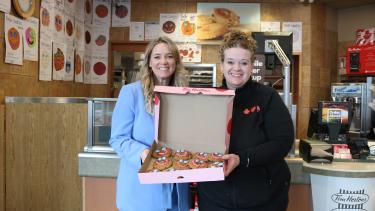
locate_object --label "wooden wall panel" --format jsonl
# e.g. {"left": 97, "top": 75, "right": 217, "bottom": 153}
{"left": 6, "top": 103, "right": 87, "bottom": 211}
{"left": 0, "top": 105, "right": 4, "bottom": 211}
{"left": 288, "top": 184, "right": 313, "bottom": 211}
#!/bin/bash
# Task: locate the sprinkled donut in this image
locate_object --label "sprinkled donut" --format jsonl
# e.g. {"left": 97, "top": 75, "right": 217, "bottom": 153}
{"left": 194, "top": 152, "right": 209, "bottom": 162}
{"left": 173, "top": 159, "right": 190, "bottom": 170}
{"left": 208, "top": 152, "right": 224, "bottom": 162}
{"left": 173, "top": 149, "right": 192, "bottom": 160}
{"left": 153, "top": 156, "right": 173, "bottom": 171}
{"left": 188, "top": 159, "right": 207, "bottom": 169}
{"left": 152, "top": 147, "right": 172, "bottom": 158}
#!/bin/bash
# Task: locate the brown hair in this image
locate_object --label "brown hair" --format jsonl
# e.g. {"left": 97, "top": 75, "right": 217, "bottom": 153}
{"left": 219, "top": 31, "right": 257, "bottom": 63}
{"left": 140, "top": 36, "right": 188, "bottom": 114}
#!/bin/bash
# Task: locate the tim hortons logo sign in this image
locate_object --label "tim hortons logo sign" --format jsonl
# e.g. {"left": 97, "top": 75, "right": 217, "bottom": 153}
{"left": 330, "top": 189, "right": 369, "bottom": 211}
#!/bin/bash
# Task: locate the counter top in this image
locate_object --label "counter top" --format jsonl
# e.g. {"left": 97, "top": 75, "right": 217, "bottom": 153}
{"left": 303, "top": 160, "right": 375, "bottom": 178}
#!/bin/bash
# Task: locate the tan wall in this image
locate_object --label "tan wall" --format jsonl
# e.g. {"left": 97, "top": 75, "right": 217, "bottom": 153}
{"left": 338, "top": 4, "right": 375, "bottom": 42}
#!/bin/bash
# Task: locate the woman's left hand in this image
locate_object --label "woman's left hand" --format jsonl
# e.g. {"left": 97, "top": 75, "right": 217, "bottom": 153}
{"left": 222, "top": 154, "right": 240, "bottom": 177}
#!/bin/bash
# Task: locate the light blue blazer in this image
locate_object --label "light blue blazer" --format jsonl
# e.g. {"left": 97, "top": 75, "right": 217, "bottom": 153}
{"left": 109, "top": 81, "right": 190, "bottom": 211}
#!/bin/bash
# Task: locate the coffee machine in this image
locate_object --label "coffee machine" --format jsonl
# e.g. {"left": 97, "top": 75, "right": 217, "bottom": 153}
{"left": 331, "top": 82, "right": 372, "bottom": 137}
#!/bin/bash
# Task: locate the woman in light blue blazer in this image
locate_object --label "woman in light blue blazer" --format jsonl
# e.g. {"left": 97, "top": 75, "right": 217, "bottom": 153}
{"left": 110, "top": 36, "right": 190, "bottom": 211}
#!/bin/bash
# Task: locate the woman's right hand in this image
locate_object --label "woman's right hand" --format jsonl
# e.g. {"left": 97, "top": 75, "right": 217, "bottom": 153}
{"left": 141, "top": 149, "right": 150, "bottom": 163}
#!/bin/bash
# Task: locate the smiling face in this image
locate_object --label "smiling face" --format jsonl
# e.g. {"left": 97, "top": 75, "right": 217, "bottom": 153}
{"left": 221, "top": 47, "right": 253, "bottom": 89}
{"left": 149, "top": 43, "right": 176, "bottom": 85}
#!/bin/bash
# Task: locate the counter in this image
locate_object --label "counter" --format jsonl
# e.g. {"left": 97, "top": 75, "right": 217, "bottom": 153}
{"left": 303, "top": 159, "right": 375, "bottom": 178}
{"left": 303, "top": 158, "right": 375, "bottom": 211}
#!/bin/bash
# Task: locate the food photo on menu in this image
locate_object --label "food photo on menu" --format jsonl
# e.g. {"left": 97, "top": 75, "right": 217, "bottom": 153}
{"left": 197, "top": 3, "right": 261, "bottom": 41}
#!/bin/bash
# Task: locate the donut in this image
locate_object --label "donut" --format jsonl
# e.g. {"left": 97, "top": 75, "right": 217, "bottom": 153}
{"left": 208, "top": 161, "right": 224, "bottom": 168}
{"left": 74, "top": 54, "right": 82, "bottom": 75}
{"left": 115, "top": 5, "right": 128, "bottom": 18}
{"left": 196, "top": 23, "right": 228, "bottom": 40}
{"left": 95, "top": 35, "right": 106, "bottom": 46}
{"left": 55, "top": 15, "right": 63, "bottom": 32}
{"left": 152, "top": 147, "right": 172, "bottom": 158}
{"left": 54, "top": 48, "right": 65, "bottom": 71}
{"left": 95, "top": 4, "right": 108, "bottom": 18}
{"left": 181, "top": 21, "right": 195, "bottom": 36}
{"left": 66, "top": 20, "right": 73, "bottom": 36}
{"left": 93, "top": 62, "right": 106, "bottom": 75}
{"left": 212, "top": 8, "right": 240, "bottom": 27}
{"left": 8, "top": 27, "right": 20, "bottom": 50}
{"left": 208, "top": 152, "right": 224, "bottom": 162}
{"left": 41, "top": 8, "right": 50, "bottom": 27}
{"left": 162, "top": 21, "right": 176, "bottom": 34}
{"left": 173, "top": 159, "right": 190, "bottom": 170}
{"left": 25, "top": 27, "right": 36, "bottom": 48}
{"left": 188, "top": 159, "right": 207, "bottom": 169}
{"left": 173, "top": 150, "right": 192, "bottom": 160}
{"left": 197, "top": 15, "right": 215, "bottom": 26}
{"left": 85, "top": 0, "right": 91, "bottom": 14}
{"left": 153, "top": 156, "right": 173, "bottom": 171}
{"left": 193, "top": 152, "right": 209, "bottom": 162}
{"left": 85, "top": 31, "right": 91, "bottom": 44}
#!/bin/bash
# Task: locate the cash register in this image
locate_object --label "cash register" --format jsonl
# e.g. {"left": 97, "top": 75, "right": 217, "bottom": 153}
{"left": 300, "top": 101, "right": 370, "bottom": 162}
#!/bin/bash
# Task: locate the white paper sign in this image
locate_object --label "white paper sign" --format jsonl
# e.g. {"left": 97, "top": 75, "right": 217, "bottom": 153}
{"left": 23, "top": 17, "right": 39, "bottom": 61}
{"left": 282, "top": 22, "right": 302, "bottom": 53}
{"left": 93, "top": 0, "right": 111, "bottom": 27}
{"left": 90, "top": 55, "right": 108, "bottom": 84}
{"left": 177, "top": 43, "right": 202, "bottom": 63}
{"left": 92, "top": 25, "right": 109, "bottom": 56}
{"left": 178, "top": 13, "right": 197, "bottom": 42}
{"left": 64, "top": 44, "right": 75, "bottom": 81}
{"left": 130, "top": 22, "right": 145, "bottom": 41}
{"left": 145, "top": 22, "right": 160, "bottom": 41}
{"left": 74, "top": 49, "right": 84, "bottom": 82}
{"left": 5, "top": 14, "right": 23, "bottom": 65}
{"left": 52, "top": 42, "right": 67, "bottom": 80}
{"left": 160, "top": 13, "right": 179, "bottom": 40}
{"left": 53, "top": 0, "right": 65, "bottom": 42}
{"left": 39, "top": 40, "right": 53, "bottom": 81}
{"left": 111, "top": 0, "right": 131, "bottom": 27}
{"left": 261, "top": 21, "right": 280, "bottom": 32}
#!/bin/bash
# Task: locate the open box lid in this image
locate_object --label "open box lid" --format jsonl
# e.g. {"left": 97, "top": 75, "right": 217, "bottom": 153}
{"left": 154, "top": 86, "right": 234, "bottom": 153}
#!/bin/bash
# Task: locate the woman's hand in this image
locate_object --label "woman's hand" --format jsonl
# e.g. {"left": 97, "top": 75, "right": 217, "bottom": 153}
{"left": 141, "top": 149, "right": 150, "bottom": 163}
{"left": 222, "top": 154, "right": 240, "bottom": 177}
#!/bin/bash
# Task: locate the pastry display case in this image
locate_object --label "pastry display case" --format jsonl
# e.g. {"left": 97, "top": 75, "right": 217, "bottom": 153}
{"left": 184, "top": 64, "right": 217, "bottom": 87}
{"left": 85, "top": 98, "right": 117, "bottom": 152}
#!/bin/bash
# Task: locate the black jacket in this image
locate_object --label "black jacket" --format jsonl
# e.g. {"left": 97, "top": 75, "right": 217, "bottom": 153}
{"left": 198, "top": 80, "right": 294, "bottom": 209}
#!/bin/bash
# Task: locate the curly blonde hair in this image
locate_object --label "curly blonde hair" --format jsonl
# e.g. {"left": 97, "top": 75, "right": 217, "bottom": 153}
{"left": 219, "top": 31, "right": 257, "bottom": 63}
{"left": 140, "top": 36, "right": 188, "bottom": 114}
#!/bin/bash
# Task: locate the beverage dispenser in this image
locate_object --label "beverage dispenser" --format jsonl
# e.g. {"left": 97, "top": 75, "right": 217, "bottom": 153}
{"left": 331, "top": 83, "right": 371, "bottom": 137}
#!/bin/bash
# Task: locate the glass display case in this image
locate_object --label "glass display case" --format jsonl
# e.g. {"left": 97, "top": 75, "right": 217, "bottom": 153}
{"left": 184, "top": 64, "right": 217, "bottom": 87}
{"left": 85, "top": 98, "right": 117, "bottom": 152}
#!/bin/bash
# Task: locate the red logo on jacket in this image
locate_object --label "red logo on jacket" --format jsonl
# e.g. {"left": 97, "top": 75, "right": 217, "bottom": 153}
{"left": 243, "top": 106, "right": 260, "bottom": 115}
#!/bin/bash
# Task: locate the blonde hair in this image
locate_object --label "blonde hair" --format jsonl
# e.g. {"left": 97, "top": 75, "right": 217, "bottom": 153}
{"left": 140, "top": 36, "right": 188, "bottom": 114}
{"left": 219, "top": 31, "right": 257, "bottom": 63}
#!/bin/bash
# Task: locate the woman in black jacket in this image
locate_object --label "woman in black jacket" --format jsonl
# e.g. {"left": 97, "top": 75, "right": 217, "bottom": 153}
{"left": 197, "top": 31, "right": 295, "bottom": 211}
